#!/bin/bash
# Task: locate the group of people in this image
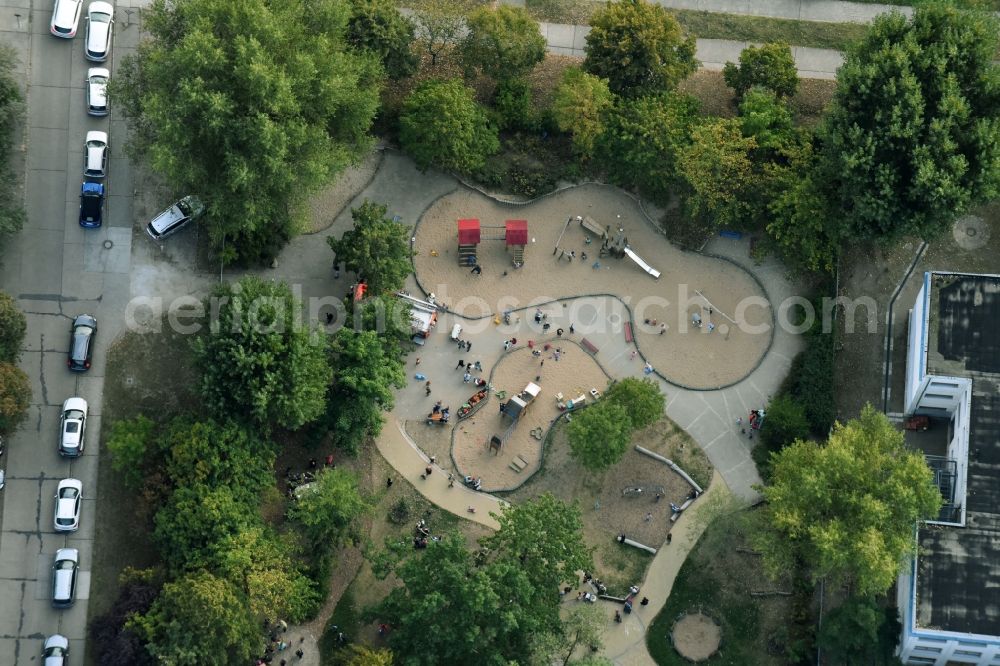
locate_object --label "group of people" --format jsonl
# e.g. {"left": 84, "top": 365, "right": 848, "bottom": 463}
{"left": 255, "top": 619, "right": 306, "bottom": 664}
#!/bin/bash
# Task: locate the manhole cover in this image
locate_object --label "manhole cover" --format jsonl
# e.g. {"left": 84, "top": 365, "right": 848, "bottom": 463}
{"left": 103, "top": 239, "right": 114, "bottom": 250}
{"left": 952, "top": 215, "right": 989, "bottom": 250}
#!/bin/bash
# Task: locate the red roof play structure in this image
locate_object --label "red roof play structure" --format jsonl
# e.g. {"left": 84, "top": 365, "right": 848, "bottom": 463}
{"left": 505, "top": 220, "right": 527, "bottom": 246}
{"left": 458, "top": 219, "right": 480, "bottom": 245}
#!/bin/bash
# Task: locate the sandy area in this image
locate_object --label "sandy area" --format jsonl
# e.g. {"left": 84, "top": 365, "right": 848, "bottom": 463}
{"left": 413, "top": 184, "right": 772, "bottom": 388}
{"left": 304, "top": 150, "right": 382, "bottom": 233}
{"left": 672, "top": 612, "right": 722, "bottom": 661}
{"left": 450, "top": 342, "right": 608, "bottom": 491}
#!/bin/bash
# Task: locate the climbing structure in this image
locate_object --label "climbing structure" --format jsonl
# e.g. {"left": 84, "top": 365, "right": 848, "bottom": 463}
{"left": 455, "top": 218, "right": 528, "bottom": 267}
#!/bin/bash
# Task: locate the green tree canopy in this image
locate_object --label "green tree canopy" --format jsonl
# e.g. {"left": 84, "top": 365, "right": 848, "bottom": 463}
{"left": 551, "top": 67, "right": 615, "bottom": 159}
{"left": 819, "top": 5, "right": 1000, "bottom": 242}
{"left": 766, "top": 166, "right": 841, "bottom": 273}
{"left": 0, "top": 362, "right": 30, "bottom": 435}
{"left": 131, "top": 570, "right": 261, "bottom": 666}
{"left": 106, "top": 415, "right": 157, "bottom": 492}
{"left": 529, "top": 605, "right": 606, "bottom": 666}
{"left": 0, "top": 46, "right": 24, "bottom": 241}
{"left": 461, "top": 5, "right": 546, "bottom": 81}
{"left": 400, "top": 78, "right": 500, "bottom": 172}
{"left": 584, "top": 0, "right": 696, "bottom": 97}
{"left": 0, "top": 291, "right": 26, "bottom": 363}
{"left": 193, "top": 276, "right": 331, "bottom": 431}
{"left": 327, "top": 200, "right": 413, "bottom": 295}
{"left": 153, "top": 484, "right": 254, "bottom": 573}
{"left": 738, "top": 87, "right": 797, "bottom": 154}
{"left": 759, "top": 394, "right": 810, "bottom": 453}
{"left": 323, "top": 327, "right": 406, "bottom": 453}
{"left": 287, "top": 467, "right": 370, "bottom": 548}
{"left": 817, "top": 596, "right": 901, "bottom": 665}
{"left": 596, "top": 92, "right": 700, "bottom": 203}
{"left": 347, "top": 0, "right": 418, "bottom": 80}
{"left": 567, "top": 401, "right": 632, "bottom": 470}
{"left": 604, "top": 377, "right": 664, "bottom": 429}
{"left": 678, "top": 118, "right": 759, "bottom": 231}
{"left": 111, "top": 0, "right": 381, "bottom": 264}
{"left": 722, "top": 41, "right": 798, "bottom": 101}
{"left": 756, "top": 404, "right": 941, "bottom": 595}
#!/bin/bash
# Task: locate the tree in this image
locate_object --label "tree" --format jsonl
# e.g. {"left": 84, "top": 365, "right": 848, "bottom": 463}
{"left": 677, "top": 118, "right": 759, "bottom": 231}
{"left": 153, "top": 484, "right": 255, "bottom": 573}
{"left": 493, "top": 77, "right": 535, "bottom": 131}
{"left": 0, "top": 46, "right": 25, "bottom": 242}
{"left": 584, "top": 0, "right": 696, "bottom": 97}
{"left": 399, "top": 79, "right": 499, "bottom": 173}
{"left": 756, "top": 404, "right": 941, "bottom": 595}
{"left": 766, "top": 167, "right": 842, "bottom": 274}
{"left": 327, "top": 200, "right": 412, "bottom": 295}
{"left": 90, "top": 568, "right": 161, "bottom": 666}
{"left": 596, "top": 93, "right": 700, "bottom": 203}
{"left": 412, "top": 0, "right": 465, "bottom": 67}
{"left": 110, "top": 0, "right": 381, "bottom": 264}
{"left": 0, "top": 291, "right": 25, "bottom": 363}
{"left": 461, "top": 6, "right": 546, "bottom": 81}
{"left": 759, "top": 394, "right": 810, "bottom": 453}
{"left": 551, "top": 67, "right": 615, "bottom": 159}
{"left": 530, "top": 605, "right": 605, "bottom": 666}
{"left": 346, "top": 0, "right": 418, "bottom": 80}
{"left": 131, "top": 570, "right": 261, "bottom": 666}
{"left": 287, "top": 467, "right": 369, "bottom": 548}
{"left": 323, "top": 327, "right": 406, "bottom": 453}
{"left": 567, "top": 401, "right": 632, "bottom": 471}
{"left": 0, "top": 362, "right": 30, "bottom": 434}
{"left": 738, "top": 87, "right": 797, "bottom": 153}
{"left": 817, "top": 596, "right": 899, "bottom": 665}
{"left": 107, "top": 415, "right": 157, "bottom": 491}
{"left": 819, "top": 5, "right": 1000, "bottom": 242}
{"left": 193, "top": 276, "right": 331, "bottom": 431}
{"left": 604, "top": 378, "right": 664, "bottom": 429}
{"left": 723, "top": 42, "right": 798, "bottom": 101}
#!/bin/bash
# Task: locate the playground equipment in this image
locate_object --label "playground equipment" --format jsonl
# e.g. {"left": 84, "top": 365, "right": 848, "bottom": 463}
{"left": 457, "top": 387, "right": 490, "bottom": 420}
{"left": 555, "top": 391, "right": 587, "bottom": 411}
{"left": 624, "top": 247, "right": 661, "bottom": 279}
{"left": 635, "top": 445, "right": 704, "bottom": 495}
{"left": 502, "top": 382, "right": 541, "bottom": 422}
{"left": 457, "top": 218, "right": 529, "bottom": 267}
{"left": 395, "top": 291, "right": 439, "bottom": 343}
{"left": 574, "top": 215, "right": 660, "bottom": 279}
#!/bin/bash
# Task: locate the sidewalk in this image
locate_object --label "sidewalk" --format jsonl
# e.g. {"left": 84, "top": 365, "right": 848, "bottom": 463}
{"left": 541, "top": 21, "right": 845, "bottom": 78}
{"left": 652, "top": 0, "right": 912, "bottom": 23}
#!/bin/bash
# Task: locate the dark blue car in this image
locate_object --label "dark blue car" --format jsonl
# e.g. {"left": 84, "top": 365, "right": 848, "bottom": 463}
{"left": 79, "top": 181, "right": 104, "bottom": 228}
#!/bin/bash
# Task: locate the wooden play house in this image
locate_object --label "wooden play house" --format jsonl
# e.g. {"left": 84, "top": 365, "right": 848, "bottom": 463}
{"left": 456, "top": 218, "right": 528, "bottom": 267}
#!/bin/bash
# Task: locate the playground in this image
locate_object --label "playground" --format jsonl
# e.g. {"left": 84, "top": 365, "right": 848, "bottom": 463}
{"left": 451, "top": 342, "right": 609, "bottom": 492}
{"left": 412, "top": 184, "right": 773, "bottom": 389}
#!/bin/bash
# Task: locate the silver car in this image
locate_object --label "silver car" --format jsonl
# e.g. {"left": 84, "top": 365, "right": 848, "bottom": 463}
{"left": 147, "top": 195, "right": 205, "bottom": 240}
{"left": 59, "top": 397, "right": 87, "bottom": 457}
{"left": 53, "top": 479, "right": 82, "bottom": 532}
{"left": 52, "top": 548, "right": 79, "bottom": 608}
{"left": 84, "top": 131, "right": 108, "bottom": 178}
{"left": 86, "top": 67, "right": 109, "bottom": 116}
{"left": 84, "top": 1, "right": 114, "bottom": 62}
{"left": 43, "top": 634, "right": 69, "bottom": 666}
{"left": 50, "top": 0, "right": 83, "bottom": 38}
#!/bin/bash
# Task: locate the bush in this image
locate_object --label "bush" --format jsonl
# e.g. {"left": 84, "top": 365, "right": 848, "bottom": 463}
{"left": 789, "top": 330, "right": 836, "bottom": 436}
{"left": 89, "top": 568, "right": 161, "bottom": 666}
{"left": 0, "top": 291, "right": 26, "bottom": 363}
{"left": 0, "top": 361, "right": 30, "bottom": 434}
{"left": 494, "top": 78, "right": 535, "bottom": 131}
{"left": 753, "top": 393, "right": 809, "bottom": 479}
{"left": 107, "top": 415, "right": 157, "bottom": 492}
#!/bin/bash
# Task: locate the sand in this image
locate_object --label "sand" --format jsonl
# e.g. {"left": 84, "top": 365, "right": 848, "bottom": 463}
{"left": 304, "top": 150, "right": 382, "bottom": 233}
{"left": 450, "top": 342, "right": 608, "bottom": 492}
{"left": 672, "top": 612, "right": 722, "bottom": 662}
{"left": 412, "top": 184, "right": 772, "bottom": 389}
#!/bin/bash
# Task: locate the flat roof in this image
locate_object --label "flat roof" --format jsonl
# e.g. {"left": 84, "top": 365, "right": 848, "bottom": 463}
{"left": 916, "top": 273, "right": 1000, "bottom": 636}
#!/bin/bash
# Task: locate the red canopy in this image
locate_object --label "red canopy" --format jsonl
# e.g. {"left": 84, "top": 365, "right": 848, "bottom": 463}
{"left": 458, "top": 218, "right": 480, "bottom": 244}
{"left": 505, "top": 219, "right": 528, "bottom": 246}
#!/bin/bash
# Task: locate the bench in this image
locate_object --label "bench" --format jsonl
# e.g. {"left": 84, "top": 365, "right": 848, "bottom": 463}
{"left": 623, "top": 322, "right": 633, "bottom": 343}
{"left": 581, "top": 338, "right": 599, "bottom": 355}
{"left": 509, "top": 455, "right": 529, "bottom": 473}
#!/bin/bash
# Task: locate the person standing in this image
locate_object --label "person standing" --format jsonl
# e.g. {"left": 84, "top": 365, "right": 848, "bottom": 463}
{"left": 456, "top": 359, "right": 465, "bottom": 369}
{"left": 466, "top": 341, "right": 472, "bottom": 353}
{"left": 386, "top": 477, "right": 393, "bottom": 489}
{"left": 425, "top": 381, "right": 432, "bottom": 396}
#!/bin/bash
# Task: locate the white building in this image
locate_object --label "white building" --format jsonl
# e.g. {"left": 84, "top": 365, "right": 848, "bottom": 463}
{"left": 898, "top": 272, "right": 1000, "bottom": 665}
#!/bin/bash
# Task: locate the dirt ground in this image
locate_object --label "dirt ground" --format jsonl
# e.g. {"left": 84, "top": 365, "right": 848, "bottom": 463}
{"left": 835, "top": 202, "right": 1000, "bottom": 420}
{"left": 304, "top": 150, "right": 383, "bottom": 234}
{"left": 504, "top": 418, "right": 713, "bottom": 594}
{"left": 413, "top": 184, "right": 772, "bottom": 389}
{"left": 672, "top": 612, "right": 722, "bottom": 661}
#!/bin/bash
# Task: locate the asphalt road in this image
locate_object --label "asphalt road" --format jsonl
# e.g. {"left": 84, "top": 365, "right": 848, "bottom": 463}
{"left": 0, "top": 1, "right": 142, "bottom": 662}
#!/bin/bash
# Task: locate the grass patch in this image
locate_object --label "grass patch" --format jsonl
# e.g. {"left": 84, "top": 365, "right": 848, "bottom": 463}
{"left": 853, "top": 0, "right": 1000, "bottom": 9}
{"left": 321, "top": 585, "right": 362, "bottom": 664}
{"left": 646, "top": 509, "right": 797, "bottom": 665}
{"left": 85, "top": 323, "right": 199, "bottom": 665}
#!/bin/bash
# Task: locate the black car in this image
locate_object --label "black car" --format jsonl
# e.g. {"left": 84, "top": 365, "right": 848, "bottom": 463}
{"left": 68, "top": 314, "right": 96, "bottom": 372}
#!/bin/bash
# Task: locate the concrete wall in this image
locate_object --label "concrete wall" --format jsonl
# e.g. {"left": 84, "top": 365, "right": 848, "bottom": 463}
{"left": 904, "top": 274, "right": 930, "bottom": 413}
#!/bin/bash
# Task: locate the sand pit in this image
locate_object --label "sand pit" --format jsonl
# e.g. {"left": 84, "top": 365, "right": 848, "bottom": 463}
{"left": 413, "top": 184, "right": 772, "bottom": 389}
{"left": 452, "top": 342, "right": 608, "bottom": 491}
{"left": 672, "top": 611, "right": 722, "bottom": 662}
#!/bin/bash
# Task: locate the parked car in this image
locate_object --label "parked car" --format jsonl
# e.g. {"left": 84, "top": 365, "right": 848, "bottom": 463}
{"left": 84, "top": 1, "right": 113, "bottom": 61}
{"left": 79, "top": 181, "right": 103, "bottom": 228}
{"left": 68, "top": 314, "right": 96, "bottom": 372}
{"left": 50, "top": 0, "right": 83, "bottom": 38}
{"left": 53, "top": 479, "right": 82, "bottom": 532}
{"left": 86, "top": 67, "right": 109, "bottom": 116}
{"left": 83, "top": 131, "right": 107, "bottom": 178}
{"left": 43, "top": 634, "right": 69, "bottom": 666}
{"left": 146, "top": 195, "right": 205, "bottom": 240}
{"left": 58, "top": 397, "right": 87, "bottom": 457}
{"left": 51, "top": 548, "right": 79, "bottom": 608}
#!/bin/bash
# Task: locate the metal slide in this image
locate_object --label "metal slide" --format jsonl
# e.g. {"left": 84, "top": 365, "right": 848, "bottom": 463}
{"left": 623, "top": 246, "right": 661, "bottom": 279}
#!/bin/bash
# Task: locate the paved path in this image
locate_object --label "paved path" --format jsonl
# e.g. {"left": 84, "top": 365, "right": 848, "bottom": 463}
{"left": 652, "top": 0, "right": 911, "bottom": 23}
{"left": 540, "top": 21, "right": 845, "bottom": 78}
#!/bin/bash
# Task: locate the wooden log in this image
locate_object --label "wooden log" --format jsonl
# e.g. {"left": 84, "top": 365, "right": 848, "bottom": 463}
{"left": 634, "top": 445, "right": 703, "bottom": 494}
{"left": 750, "top": 591, "right": 793, "bottom": 597}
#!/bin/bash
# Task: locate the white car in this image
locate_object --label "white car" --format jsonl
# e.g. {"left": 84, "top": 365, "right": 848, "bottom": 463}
{"left": 52, "top": 548, "right": 79, "bottom": 608}
{"left": 84, "top": 1, "right": 114, "bottom": 62}
{"left": 53, "top": 479, "right": 82, "bottom": 532}
{"left": 83, "top": 131, "right": 108, "bottom": 179}
{"left": 50, "top": 0, "right": 83, "bottom": 38}
{"left": 147, "top": 195, "right": 205, "bottom": 240}
{"left": 59, "top": 397, "right": 87, "bottom": 457}
{"left": 43, "top": 634, "right": 69, "bottom": 666}
{"left": 86, "top": 67, "right": 109, "bottom": 116}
